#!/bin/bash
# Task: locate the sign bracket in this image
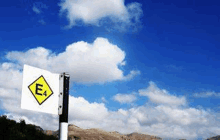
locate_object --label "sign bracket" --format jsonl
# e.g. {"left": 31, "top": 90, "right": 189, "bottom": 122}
{"left": 58, "top": 74, "right": 64, "bottom": 115}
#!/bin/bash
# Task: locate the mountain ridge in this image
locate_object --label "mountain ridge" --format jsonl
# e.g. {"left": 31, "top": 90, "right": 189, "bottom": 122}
{"left": 45, "top": 124, "right": 220, "bottom": 140}
{"left": 45, "top": 124, "right": 162, "bottom": 140}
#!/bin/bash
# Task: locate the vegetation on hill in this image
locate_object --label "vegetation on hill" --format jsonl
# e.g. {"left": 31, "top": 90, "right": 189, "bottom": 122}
{"left": 0, "top": 115, "right": 58, "bottom": 140}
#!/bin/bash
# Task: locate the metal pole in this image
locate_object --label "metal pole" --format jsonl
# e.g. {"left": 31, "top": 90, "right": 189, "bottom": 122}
{"left": 59, "top": 73, "right": 70, "bottom": 140}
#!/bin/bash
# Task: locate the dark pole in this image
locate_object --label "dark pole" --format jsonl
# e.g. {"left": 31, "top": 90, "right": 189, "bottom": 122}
{"left": 59, "top": 73, "right": 70, "bottom": 140}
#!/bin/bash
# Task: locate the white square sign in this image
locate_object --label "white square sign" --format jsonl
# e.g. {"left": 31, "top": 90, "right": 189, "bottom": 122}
{"left": 21, "top": 64, "right": 60, "bottom": 115}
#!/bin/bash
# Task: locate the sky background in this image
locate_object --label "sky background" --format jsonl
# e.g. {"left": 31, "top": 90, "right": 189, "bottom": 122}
{"left": 0, "top": 0, "right": 220, "bottom": 139}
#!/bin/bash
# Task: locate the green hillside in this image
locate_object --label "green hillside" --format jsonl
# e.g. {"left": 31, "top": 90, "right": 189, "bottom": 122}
{"left": 0, "top": 115, "right": 58, "bottom": 140}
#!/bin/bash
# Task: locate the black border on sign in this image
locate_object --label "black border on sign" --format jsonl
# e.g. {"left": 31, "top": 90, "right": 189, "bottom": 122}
{"left": 28, "top": 75, "right": 54, "bottom": 105}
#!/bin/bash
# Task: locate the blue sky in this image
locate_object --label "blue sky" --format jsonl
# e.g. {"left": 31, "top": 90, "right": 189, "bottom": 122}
{"left": 0, "top": 0, "right": 220, "bottom": 139}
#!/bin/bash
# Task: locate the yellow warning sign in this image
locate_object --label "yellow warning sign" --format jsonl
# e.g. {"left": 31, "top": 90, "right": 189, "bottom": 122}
{"left": 28, "top": 75, "right": 53, "bottom": 105}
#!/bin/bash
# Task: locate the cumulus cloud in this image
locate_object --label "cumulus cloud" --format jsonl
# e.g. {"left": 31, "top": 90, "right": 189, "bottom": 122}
{"left": 69, "top": 96, "right": 109, "bottom": 121}
{"left": 139, "top": 81, "right": 187, "bottom": 106}
{"left": 4, "top": 92, "right": 220, "bottom": 140}
{"left": 0, "top": 63, "right": 22, "bottom": 90}
{"left": 0, "top": 41, "right": 220, "bottom": 139}
{"left": 113, "top": 93, "right": 136, "bottom": 104}
{"left": 59, "top": 0, "right": 143, "bottom": 31}
{"left": 68, "top": 103, "right": 219, "bottom": 140}
{"left": 6, "top": 37, "right": 139, "bottom": 83}
{"left": 1, "top": 77, "right": 220, "bottom": 139}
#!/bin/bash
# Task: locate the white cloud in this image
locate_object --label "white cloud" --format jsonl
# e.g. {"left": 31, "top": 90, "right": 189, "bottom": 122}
{"left": 6, "top": 37, "right": 139, "bottom": 84}
{"left": 68, "top": 103, "right": 219, "bottom": 140}
{"left": 193, "top": 91, "right": 220, "bottom": 98}
{"left": 118, "top": 108, "right": 128, "bottom": 116}
{"left": 113, "top": 93, "right": 136, "bottom": 104}
{"left": 32, "top": 2, "right": 47, "bottom": 14}
{"left": 0, "top": 42, "right": 220, "bottom": 139}
{"left": 122, "top": 70, "right": 140, "bottom": 81}
{"left": 59, "top": 0, "right": 143, "bottom": 31}
{"left": 155, "top": 105, "right": 209, "bottom": 126}
{"left": 6, "top": 112, "right": 58, "bottom": 131}
{"left": 1, "top": 80, "right": 220, "bottom": 140}
{"left": 139, "top": 81, "right": 187, "bottom": 106}
{"left": 0, "top": 63, "right": 22, "bottom": 90}
{"left": 33, "top": 6, "right": 41, "bottom": 14}
{"left": 101, "top": 97, "right": 107, "bottom": 103}
{"left": 68, "top": 96, "right": 109, "bottom": 121}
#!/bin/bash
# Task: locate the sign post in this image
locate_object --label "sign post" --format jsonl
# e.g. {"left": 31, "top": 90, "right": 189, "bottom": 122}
{"left": 59, "top": 73, "right": 70, "bottom": 140}
{"left": 21, "top": 65, "right": 70, "bottom": 140}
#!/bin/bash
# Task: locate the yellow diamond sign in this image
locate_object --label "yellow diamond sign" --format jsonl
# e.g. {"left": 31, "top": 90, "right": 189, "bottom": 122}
{"left": 28, "top": 75, "right": 53, "bottom": 105}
